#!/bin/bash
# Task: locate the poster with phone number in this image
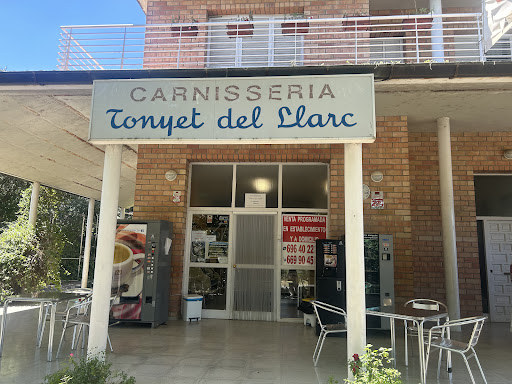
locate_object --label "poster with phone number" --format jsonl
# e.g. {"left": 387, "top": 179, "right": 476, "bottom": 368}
{"left": 282, "top": 215, "right": 327, "bottom": 266}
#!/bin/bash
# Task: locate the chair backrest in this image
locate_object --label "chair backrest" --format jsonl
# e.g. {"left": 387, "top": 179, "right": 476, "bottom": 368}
{"left": 311, "top": 300, "right": 346, "bottom": 329}
{"left": 468, "top": 317, "right": 486, "bottom": 348}
{"left": 405, "top": 298, "right": 447, "bottom": 312}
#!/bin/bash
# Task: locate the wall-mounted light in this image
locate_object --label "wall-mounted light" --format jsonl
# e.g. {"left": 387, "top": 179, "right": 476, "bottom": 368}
{"left": 371, "top": 171, "right": 384, "bottom": 182}
{"left": 165, "top": 170, "right": 178, "bottom": 181}
{"left": 504, "top": 150, "right": 512, "bottom": 160}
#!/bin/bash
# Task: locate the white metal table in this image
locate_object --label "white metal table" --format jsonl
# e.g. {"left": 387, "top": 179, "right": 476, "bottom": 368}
{"left": 0, "top": 291, "right": 84, "bottom": 361}
{"left": 366, "top": 307, "right": 450, "bottom": 384}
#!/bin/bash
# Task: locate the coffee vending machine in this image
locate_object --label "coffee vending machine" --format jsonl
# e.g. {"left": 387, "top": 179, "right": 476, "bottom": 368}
{"left": 111, "top": 220, "right": 172, "bottom": 327}
{"left": 315, "top": 239, "right": 346, "bottom": 335}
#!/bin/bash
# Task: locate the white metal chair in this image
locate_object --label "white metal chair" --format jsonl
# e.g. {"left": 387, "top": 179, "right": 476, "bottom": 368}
{"left": 55, "top": 294, "right": 116, "bottom": 358}
{"left": 403, "top": 298, "right": 447, "bottom": 365}
{"left": 424, "top": 316, "right": 487, "bottom": 384}
{"left": 37, "top": 289, "right": 93, "bottom": 347}
{"left": 311, "top": 300, "right": 347, "bottom": 366}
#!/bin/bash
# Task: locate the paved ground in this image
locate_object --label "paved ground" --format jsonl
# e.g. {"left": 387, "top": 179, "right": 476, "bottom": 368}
{"left": 0, "top": 306, "right": 509, "bottom": 384}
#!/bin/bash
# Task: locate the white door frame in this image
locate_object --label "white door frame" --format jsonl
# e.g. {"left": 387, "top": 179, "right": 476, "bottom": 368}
{"left": 183, "top": 162, "right": 328, "bottom": 321}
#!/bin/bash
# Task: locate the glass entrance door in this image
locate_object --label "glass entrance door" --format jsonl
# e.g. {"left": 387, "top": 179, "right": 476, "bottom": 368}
{"left": 232, "top": 214, "right": 277, "bottom": 321}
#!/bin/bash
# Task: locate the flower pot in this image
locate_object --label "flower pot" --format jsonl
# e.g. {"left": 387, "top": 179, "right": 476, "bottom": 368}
{"left": 402, "top": 17, "right": 433, "bottom": 30}
{"left": 281, "top": 22, "right": 310, "bottom": 34}
{"left": 227, "top": 24, "right": 254, "bottom": 37}
{"left": 342, "top": 19, "right": 371, "bottom": 32}
{"left": 171, "top": 25, "right": 198, "bottom": 37}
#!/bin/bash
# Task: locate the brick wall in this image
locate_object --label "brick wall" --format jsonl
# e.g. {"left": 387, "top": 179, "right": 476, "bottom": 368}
{"left": 133, "top": 116, "right": 414, "bottom": 319}
{"left": 409, "top": 131, "right": 512, "bottom": 317}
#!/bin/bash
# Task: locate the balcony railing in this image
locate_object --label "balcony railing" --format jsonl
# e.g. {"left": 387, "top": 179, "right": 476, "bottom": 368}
{"left": 58, "top": 13, "right": 512, "bottom": 71}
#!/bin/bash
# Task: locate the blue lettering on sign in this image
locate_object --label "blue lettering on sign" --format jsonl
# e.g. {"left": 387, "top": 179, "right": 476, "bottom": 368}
{"left": 277, "top": 105, "right": 357, "bottom": 128}
{"left": 218, "top": 106, "right": 262, "bottom": 129}
{"left": 106, "top": 108, "right": 204, "bottom": 136}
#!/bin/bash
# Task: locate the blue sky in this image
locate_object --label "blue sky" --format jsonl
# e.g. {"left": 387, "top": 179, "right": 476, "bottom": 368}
{"left": 1, "top": 0, "right": 146, "bottom": 71}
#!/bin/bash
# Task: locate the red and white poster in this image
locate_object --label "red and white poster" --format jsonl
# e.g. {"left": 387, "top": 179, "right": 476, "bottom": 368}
{"left": 282, "top": 215, "right": 327, "bottom": 266}
{"left": 484, "top": 0, "right": 512, "bottom": 52}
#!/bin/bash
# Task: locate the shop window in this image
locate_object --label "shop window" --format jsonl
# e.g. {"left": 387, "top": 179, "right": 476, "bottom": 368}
{"left": 188, "top": 267, "right": 227, "bottom": 310}
{"left": 190, "top": 164, "right": 233, "bottom": 207}
{"left": 235, "top": 164, "right": 278, "bottom": 208}
{"left": 282, "top": 164, "right": 328, "bottom": 208}
{"left": 207, "top": 15, "right": 304, "bottom": 68}
{"left": 280, "top": 269, "right": 315, "bottom": 319}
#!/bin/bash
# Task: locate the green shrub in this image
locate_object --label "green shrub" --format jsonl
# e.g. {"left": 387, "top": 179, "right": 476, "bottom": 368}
{"left": 345, "top": 344, "right": 402, "bottom": 384}
{"left": 43, "top": 355, "right": 136, "bottom": 384}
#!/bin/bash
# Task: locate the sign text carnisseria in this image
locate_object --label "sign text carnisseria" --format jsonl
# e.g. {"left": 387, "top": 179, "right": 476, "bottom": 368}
{"left": 89, "top": 75, "right": 375, "bottom": 144}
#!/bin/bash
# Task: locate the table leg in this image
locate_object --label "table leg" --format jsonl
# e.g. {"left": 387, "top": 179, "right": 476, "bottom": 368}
{"left": 37, "top": 302, "right": 45, "bottom": 347}
{"left": 417, "top": 320, "right": 425, "bottom": 384}
{"left": 47, "top": 303, "right": 56, "bottom": 362}
{"left": 390, "top": 318, "right": 396, "bottom": 368}
{"left": 0, "top": 300, "right": 10, "bottom": 357}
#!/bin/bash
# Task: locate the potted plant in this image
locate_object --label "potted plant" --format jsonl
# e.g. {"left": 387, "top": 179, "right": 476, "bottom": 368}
{"left": 171, "top": 17, "right": 199, "bottom": 37}
{"left": 281, "top": 13, "right": 310, "bottom": 35}
{"left": 227, "top": 12, "right": 254, "bottom": 37}
{"left": 43, "top": 354, "right": 136, "bottom": 384}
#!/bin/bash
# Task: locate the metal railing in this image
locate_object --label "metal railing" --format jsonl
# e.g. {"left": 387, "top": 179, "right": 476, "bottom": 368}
{"left": 58, "top": 13, "right": 512, "bottom": 71}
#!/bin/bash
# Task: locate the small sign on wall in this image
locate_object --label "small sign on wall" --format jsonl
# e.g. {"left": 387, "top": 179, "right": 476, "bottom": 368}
{"left": 245, "top": 193, "right": 266, "bottom": 208}
{"left": 371, "top": 191, "right": 384, "bottom": 209}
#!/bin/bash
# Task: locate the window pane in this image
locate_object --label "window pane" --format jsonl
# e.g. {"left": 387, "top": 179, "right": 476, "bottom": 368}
{"left": 190, "top": 164, "right": 232, "bottom": 207}
{"left": 281, "top": 269, "right": 315, "bottom": 319}
{"left": 188, "top": 267, "right": 227, "bottom": 310}
{"left": 475, "top": 176, "right": 512, "bottom": 216}
{"left": 191, "top": 214, "right": 229, "bottom": 263}
{"left": 282, "top": 164, "right": 328, "bottom": 208}
{"left": 235, "top": 165, "right": 278, "bottom": 208}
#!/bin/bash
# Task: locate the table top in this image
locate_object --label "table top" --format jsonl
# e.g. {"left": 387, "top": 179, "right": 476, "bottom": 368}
{"left": 4, "top": 291, "right": 86, "bottom": 304}
{"left": 366, "top": 306, "right": 448, "bottom": 322}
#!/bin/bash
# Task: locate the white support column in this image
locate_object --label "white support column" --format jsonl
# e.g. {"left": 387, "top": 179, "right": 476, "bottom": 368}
{"left": 88, "top": 145, "right": 122, "bottom": 358}
{"left": 430, "top": 0, "right": 445, "bottom": 62}
{"left": 81, "top": 198, "right": 95, "bottom": 289}
{"left": 344, "top": 143, "right": 366, "bottom": 374}
{"left": 28, "top": 181, "right": 40, "bottom": 227}
{"left": 437, "top": 117, "right": 461, "bottom": 322}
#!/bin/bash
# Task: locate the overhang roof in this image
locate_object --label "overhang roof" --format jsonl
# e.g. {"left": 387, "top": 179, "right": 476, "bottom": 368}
{"left": 1, "top": 62, "right": 511, "bottom": 205}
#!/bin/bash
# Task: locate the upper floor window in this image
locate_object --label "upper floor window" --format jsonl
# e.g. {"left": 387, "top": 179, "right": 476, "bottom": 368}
{"left": 207, "top": 15, "right": 304, "bottom": 68}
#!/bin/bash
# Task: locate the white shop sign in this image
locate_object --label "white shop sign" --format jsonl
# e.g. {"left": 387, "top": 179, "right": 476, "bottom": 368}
{"left": 89, "top": 75, "right": 375, "bottom": 144}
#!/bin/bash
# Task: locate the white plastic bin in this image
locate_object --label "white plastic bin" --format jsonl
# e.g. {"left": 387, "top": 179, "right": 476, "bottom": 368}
{"left": 182, "top": 294, "right": 203, "bottom": 321}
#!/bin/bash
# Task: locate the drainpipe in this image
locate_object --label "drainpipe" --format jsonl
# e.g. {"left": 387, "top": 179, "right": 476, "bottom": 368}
{"left": 81, "top": 198, "right": 95, "bottom": 289}
{"left": 88, "top": 144, "right": 122, "bottom": 358}
{"left": 430, "top": 0, "right": 445, "bottom": 62}
{"left": 28, "top": 181, "right": 40, "bottom": 227}
{"left": 344, "top": 143, "right": 366, "bottom": 374}
{"left": 437, "top": 117, "right": 461, "bottom": 323}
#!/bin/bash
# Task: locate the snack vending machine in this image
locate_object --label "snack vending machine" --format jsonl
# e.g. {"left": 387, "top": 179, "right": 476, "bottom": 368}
{"left": 364, "top": 234, "right": 394, "bottom": 330}
{"left": 315, "top": 235, "right": 394, "bottom": 330}
{"left": 111, "top": 220, "right": 172, "bottom": 327}
{"left": 315, "top": 239, "right": 346, "bottom": 335}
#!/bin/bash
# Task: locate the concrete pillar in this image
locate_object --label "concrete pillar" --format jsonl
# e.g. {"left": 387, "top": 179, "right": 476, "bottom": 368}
{"left": 81, "top": 199, "right": 95, "bottom": 289}
{"left": 437, "top": 117, "right": 461, "bottom": 322}
{"left": 344, "top": 143, "right": 366, "bottom": 375}
{"left": 430, "top": 0, "right": 445, "bottom": 62}
{"left": 88, "top": 144, "right": 122, "bottom": 358}
{"left": 28, "top": 181, "right": 40, "bottom": 227}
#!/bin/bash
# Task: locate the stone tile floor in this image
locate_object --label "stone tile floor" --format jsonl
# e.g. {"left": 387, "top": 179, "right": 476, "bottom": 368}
{"left": 0, "top": 306, "right": 510, "bottom": 384}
